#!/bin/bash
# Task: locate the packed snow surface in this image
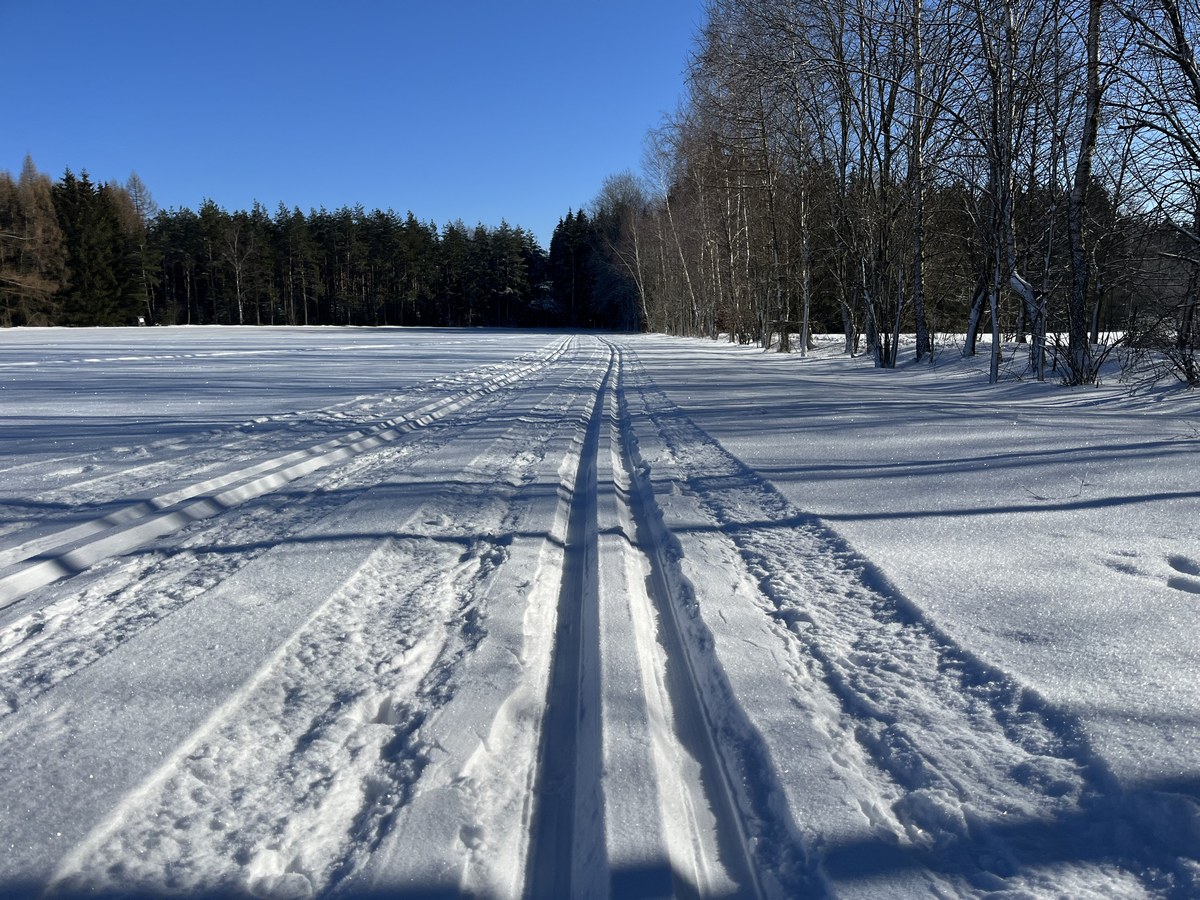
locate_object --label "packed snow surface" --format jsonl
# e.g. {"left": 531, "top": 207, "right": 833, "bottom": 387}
{"left": 0, "top": 326, "right": 1196, "bottom": 899}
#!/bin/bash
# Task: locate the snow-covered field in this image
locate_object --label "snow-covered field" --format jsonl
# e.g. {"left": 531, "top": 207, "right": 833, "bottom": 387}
{"left": 0, "top": 326, "right": 1196, "bottom": 899}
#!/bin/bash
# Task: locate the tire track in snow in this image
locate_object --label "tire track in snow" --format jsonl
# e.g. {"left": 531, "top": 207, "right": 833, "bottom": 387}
{"left": 619, "top": 344, "right": 1189, "bottom": 897}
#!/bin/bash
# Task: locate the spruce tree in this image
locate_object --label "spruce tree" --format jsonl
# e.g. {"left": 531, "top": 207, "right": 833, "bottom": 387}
{"left": 550, "top": 209, "right": 598, "bottom": 327}
{"left": 52, "top": 170, "right": 140, "bottom": 325}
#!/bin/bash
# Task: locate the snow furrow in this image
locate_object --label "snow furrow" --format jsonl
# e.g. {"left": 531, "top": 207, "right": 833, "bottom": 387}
{"left": 0, "top": 339, "right": 570, "bottom": 608}
{"left": 618, "top": 345, "right": 1168, "bottom": 897}
{"left": 332, "top": 338, "right": 619, "bottom": 897}
{"left": 522, "top": 343, "right": 612, "bottom": 898}
{"left": 0, "top": 421, "right": 467, "bottom": 718}
{"left": 601, "top": 342, "right": 798, "bottom": 897}
{"left": 0, "top": 337, "right": 567, "bottom": 500}
{"left": 0, "top": 340, "right": 578, "bottom": 716}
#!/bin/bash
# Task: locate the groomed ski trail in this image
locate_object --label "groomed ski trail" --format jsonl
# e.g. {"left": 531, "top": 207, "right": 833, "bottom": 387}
{"left": 0, "top": 339, "right": 571, "bottom": 718}
{"left": 0, "top": 337, "right": 579, "bottom": 895}
{"left": 0, "top": 339, "right": 571, "bottom": 609}
{"left": 2, "top": 332, "right": 1186, "bottom": 899}
{"left": 343, "top": 337, "right": 791, "bottom": 898}
{"left": 617, "top": 341, "right": 1194, "bottom": 898}
{"left": 46, "top": 340, "right": 606, "bottom": 898}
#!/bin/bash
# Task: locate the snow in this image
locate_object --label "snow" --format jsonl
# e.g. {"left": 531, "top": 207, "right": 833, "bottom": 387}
{"left": 0, "top": 325, "right": 1196, "bottom": 898}
{"left": 632, "top": 336, "right": 1200, "bottom": 786}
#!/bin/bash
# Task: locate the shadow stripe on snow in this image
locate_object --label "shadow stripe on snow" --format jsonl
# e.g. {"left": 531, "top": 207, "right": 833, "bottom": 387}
{"left": 523, "top": 344, "right": 613, "bottom": 898}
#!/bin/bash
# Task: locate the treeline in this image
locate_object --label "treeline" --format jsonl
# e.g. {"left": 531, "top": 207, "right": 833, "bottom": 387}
{"left": 0, "top": 157, "right": 639, "bottom": 331}
{"left": 8, "top": 0, "right": 1200, "bottom": 388}
{"left": 587, "top": 0, "right": 1200, "bottom": 385}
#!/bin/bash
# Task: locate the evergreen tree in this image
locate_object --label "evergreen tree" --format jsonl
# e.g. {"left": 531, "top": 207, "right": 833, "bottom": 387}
{"left": 152, "top": 206, "right": 202, "bottom": 324}
{"left": 196, "top": 199, "right": 230, "bottom": 323}
{"left": 2, "top": 161, "right": 562, "bottom": 330}
{"left": 550, "top": 209, "right": 598, "bottom": 327}
{"left": 490, "top": 221, "right": 530, "bottom": 325}
{"left": 116, "top": 172, "right": 161, "bottom": 323}
{"left": 275, "top": 205, "right": 317, "bottom": 326}
{"left": 53, "top": 170, "right": 140, "bottom": 325}
{"left": 397, "top": 212, "right": 439, "bottom": 325}
{"left": 440, "top": 221, "right": 471, "bottom": 326}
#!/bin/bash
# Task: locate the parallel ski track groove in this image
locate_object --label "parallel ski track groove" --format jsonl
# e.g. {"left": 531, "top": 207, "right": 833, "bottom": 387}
{"left": 524, "top": 342, "right": 614, "bottom": 899}
{"left": 525, "top": 340, "right": 815, "bottom": 897}
{"left": 610, "top": 342, "right": 815, "bottom": 898}
{"left": 0, "top": 341, "right": 575, "bottom": 717}
{"left": 0, "top": 339, "right": 570, "bottom": 609}
{"left": 0, "top": 404, "right": 497, "bottom": 709}
{"left": 32, "top": 339, "right": 608, "bottom": 897}
{"left": 619, "top": 345, "right": 1183, "bottom": 896}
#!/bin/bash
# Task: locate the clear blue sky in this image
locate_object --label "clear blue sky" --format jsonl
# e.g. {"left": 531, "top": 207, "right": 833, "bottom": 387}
{"left": 0, "top": 1, "right": 703, "bottom": 248}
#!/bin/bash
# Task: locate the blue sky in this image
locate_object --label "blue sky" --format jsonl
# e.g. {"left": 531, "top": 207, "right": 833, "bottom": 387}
{"left": 0, "top": 1, "right": 703, "bottom": 248}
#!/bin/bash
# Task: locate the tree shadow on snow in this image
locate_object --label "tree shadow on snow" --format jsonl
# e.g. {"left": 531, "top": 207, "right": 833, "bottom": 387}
{"left": 820, "top": 773, "right": 1200, "bottom": 897}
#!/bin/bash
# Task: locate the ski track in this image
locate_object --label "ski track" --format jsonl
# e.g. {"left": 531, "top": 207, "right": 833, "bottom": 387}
{"left": 0, "top": 403, "right": 486, "bottom": 720}
{"left": 0, "top": 339, "right": 579, "bottom": 894}
{"left": 619, "top": 344, "right": 1195, "bottom": 898}
{"left": 0, "top": 333, "right": 1191, "bottom": 899}
{"left": 0, "top": 340, "right": 568, "bottom": 556}
{"left": 0, "top": 340, "right": 571, "bottom": 608}
{"left": 0, "top": 342, "right": 570, "bottom": 718}
{"left": 335, "top": 340, "right": 624, "bottom": 898}
{"left": 608, "top": 343, "right": 818, "bottom": 898}
{"left": 49, "top": 353, "right": 592, "bottom": 897}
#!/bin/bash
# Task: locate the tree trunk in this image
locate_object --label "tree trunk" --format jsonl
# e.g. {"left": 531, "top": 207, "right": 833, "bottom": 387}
{"left": 964, "top": 276, "right": 987, "bottom": 358}
{"left": 1065, "top": 0, "right": 1102, "bottom": 384}
{"left": 911, "top": 0, "right": 931, "bottom": 361}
